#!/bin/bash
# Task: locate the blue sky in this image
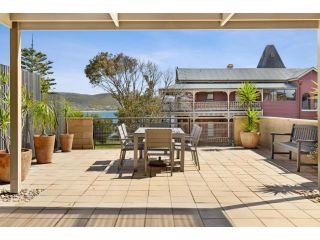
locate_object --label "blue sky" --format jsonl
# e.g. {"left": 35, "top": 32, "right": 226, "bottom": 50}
{"left": 0, "top": 25, "right": 317, "bottom": 94}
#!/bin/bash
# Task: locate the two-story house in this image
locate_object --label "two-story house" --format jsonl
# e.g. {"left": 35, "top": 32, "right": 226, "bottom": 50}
{"left": 160, "top": 45, "right": 317, "bottom": 144}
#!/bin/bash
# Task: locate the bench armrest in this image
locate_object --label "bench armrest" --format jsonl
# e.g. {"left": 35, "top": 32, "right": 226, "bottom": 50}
{"left": 270, "top": 132, "right": 291, "bottom": 136}
{"left": 296, "top": 139, "right": 317, "bottom": 143}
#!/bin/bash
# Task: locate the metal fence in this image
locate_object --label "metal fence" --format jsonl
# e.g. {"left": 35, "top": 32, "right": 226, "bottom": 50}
{"left": 0, "top": 64, "right": 41, "bottom": 152}
{"left": 93, "top": 116, "right": 233, "bottom": 147}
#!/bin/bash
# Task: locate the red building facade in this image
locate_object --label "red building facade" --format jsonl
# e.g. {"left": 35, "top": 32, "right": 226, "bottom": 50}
{"left": 160, "top": 45, "right": 317, "bottom": 144}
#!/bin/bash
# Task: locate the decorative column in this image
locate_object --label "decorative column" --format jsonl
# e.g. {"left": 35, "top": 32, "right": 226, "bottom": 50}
{"left": 10, "top": 22, "right": 22, "bottom": 193}
{"left": 260, "top": 89, "right": 264, "bottom": 116}
{"left": 192, "top": 91, "right": 196, "bottom": 123}
{"left": 227, "top": 90, "right": 230, "bottom": 139}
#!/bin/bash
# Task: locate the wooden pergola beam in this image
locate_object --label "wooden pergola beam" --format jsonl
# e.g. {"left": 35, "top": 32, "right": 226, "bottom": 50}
{"left": 10, "top": 13, "right": 320, "bottom": 22}
{"left": 19, "top": 20, "right": 320, "bottom": 30}
{"left": 0, "top": 13, "right": 12, "bottom": 28}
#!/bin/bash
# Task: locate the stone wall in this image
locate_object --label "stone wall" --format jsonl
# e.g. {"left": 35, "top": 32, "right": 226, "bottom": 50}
{"left": 66, "top": 118, "right": 94, "bottom": 149}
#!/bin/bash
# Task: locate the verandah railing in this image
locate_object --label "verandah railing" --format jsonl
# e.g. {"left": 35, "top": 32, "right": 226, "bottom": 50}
{"left": 93, "top": 116, "right": 233, "bottom": 147}
{"left": 163, "top": 101, "right": 262, "bottom": 112}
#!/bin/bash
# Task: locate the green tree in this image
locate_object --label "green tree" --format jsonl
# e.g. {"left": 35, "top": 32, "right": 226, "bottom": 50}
{"left": 21, "top": 40, "right": 56, "bottom": 93}
{"left": 84, "top": 52, "right": 172, "bottom": 119}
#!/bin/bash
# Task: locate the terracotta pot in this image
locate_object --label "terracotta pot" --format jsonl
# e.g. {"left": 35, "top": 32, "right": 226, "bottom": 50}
{"left": 0, "top": 148, "right": 32, "bottom": 183}
{"left": 33, "top": 135, "right": 55, "bottom": 164}
{"left": 59, "top": 134, "right": 74, "bottom": 152}
{"left": 240, "top": 131, "right": 260, "bottom": 149}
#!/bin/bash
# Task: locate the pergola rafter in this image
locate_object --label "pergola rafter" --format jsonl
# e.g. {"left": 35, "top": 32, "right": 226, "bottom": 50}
{"left": 109, "top": 13, "right": 119, "bottom": 27}
{"left": 220, "top": 13, "right": 235, "bottom": 26}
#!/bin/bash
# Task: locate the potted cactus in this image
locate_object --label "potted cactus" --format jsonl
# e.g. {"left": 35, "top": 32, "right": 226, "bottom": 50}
{"left": 0, "top": 71, "right": 32, "bottom": 182}
{"left": 32, "top": 97, "right": 56, "bottom": 163}
{"left": 59, "top": 100, "right": 75, "bottom": 152}
{"left": 237, "top": 82, "right": 260, "bottom": 148}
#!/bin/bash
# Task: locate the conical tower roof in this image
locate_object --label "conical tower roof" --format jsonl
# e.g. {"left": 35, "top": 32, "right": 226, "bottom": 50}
{"left": 257, "top": 45, "right": 285, "bottom": 68}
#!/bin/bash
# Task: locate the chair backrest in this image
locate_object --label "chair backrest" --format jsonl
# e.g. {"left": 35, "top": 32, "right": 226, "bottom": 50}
{"left": 290, "top": 124, "right": 318, "bottom": 148}
{"left": 145, "top": 128, "right": 172, "bottom": 150}
{"left": 117, "top": 125, "right": 126, "bottom": 145}
{"left": 191, "top": 125, "right": 202, "bottom": 147}
{"left": 291, "top": 124, "right": 318, "bottom": 143}
{"left": 190, "top": 124, "right": 198, "bottom": 138}
{"left": 121, "top": 123, "right": 129, "bottom": 138}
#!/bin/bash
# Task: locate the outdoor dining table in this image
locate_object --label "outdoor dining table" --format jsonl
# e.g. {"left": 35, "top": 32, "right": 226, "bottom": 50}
{"left": 133, "top": 127, "right": 185, "bottom": 173}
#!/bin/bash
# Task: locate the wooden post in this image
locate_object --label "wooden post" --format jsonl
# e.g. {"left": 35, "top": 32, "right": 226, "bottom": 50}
{"left": 318, "top": 23, "right": 320, "bottom": 190}
{"left": 10, "top": 22, "right": 22, "bottom": 193}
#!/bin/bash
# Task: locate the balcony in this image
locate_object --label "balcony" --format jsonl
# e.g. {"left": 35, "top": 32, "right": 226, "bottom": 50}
{"left": 163, "top": 101, "right": 262, "bottom": 113}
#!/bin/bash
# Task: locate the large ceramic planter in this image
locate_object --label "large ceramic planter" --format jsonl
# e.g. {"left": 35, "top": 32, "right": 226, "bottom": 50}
{"left": 0, "top": 148, "right": 32, "bottom": 183}
{"left": 33, "top": 135, "right": 55, "bottom": 164}
{"left": 240, "top": 131, "right": 260, "bottom": 149}
{"left": 59, "top": 134, "right": 74, "bottom": 152}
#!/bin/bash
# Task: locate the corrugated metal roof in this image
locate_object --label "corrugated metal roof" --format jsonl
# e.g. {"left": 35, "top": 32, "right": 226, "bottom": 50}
{"left": 176, "top": 68, "right": 314, "bottom": 82}
{"left": 167, "top": 82, "right": 296, "bottom": 90}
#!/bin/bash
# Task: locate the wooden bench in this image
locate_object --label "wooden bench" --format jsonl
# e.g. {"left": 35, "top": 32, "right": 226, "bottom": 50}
{"left": 271, "top": 124, "right": 317, "bottom": 172}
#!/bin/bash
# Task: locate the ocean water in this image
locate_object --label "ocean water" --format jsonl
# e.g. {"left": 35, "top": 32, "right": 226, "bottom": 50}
{"left": 82, "top": 111, "right": 117, "bottom": 118}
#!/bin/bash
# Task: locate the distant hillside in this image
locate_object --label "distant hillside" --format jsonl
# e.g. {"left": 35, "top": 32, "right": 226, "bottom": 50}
{"left": 51, "top": 92, "right": 119, "bottom": 111}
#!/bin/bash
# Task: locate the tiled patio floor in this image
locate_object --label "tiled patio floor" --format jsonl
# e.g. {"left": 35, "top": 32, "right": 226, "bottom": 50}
{"left": 0, "top": 147, "right": 319, "bottom": 227}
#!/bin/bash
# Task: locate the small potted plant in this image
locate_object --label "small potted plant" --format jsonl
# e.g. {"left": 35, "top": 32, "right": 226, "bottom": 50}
{"left": 32, "top": 97, "right": 56, "bottom": 164}
{"left": 59, "top": 100, "right": 74, "bottom": 152}
{"left": 0, "top": 71, "right": 32, "bottom": 182}
{"left": 237, "top": 82, "right": 260, "bottom": 148}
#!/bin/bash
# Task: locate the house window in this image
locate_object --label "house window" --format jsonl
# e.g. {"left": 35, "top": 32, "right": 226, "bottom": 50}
{"left": 285, "top": 90, "right": 296, "bottom": 101}
{"left": 302, "top": 93, "right": 311, "bottom": 109}
{"left": 206, "top": 93, "right": 213, "bottom": 101}
{"left": 263, "top": 89, "right": 296, "bottom": 101}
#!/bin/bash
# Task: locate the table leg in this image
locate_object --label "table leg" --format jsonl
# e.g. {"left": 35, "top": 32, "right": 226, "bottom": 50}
{"left": 180, "top": 135, "right": 185, "bottom": 172}
{"left": 133, "top": 134, "right": 138, "bottom": 172}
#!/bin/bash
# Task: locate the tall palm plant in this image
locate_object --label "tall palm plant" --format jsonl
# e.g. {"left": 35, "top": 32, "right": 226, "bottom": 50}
{"left": 236, "top": 82, "right": 260, "bottom": 132}
{"left": 32, "top": 99, "right": 55, "bottom": 136}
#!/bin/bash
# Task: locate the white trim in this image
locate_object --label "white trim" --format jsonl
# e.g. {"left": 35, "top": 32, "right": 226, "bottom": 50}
{"left": 301, "top": 109, "right": 317, "bottom": 112}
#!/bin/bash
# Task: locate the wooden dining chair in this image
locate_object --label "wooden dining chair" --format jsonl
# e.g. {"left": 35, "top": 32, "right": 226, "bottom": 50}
{"left": 144, "top": 128, "right": 174, "bottom": 177}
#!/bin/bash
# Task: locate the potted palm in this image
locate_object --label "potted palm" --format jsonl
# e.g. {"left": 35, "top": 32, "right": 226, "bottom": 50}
{"left": 32, "top": 97, "right": 56, "bottom": 163}
{"left": 59, "top": 101, "right": 74, "bottom": 152}
{"left": 0, "top": 71, "right": 32, "bottom": 182}
{"left": 237, "top": 82, "right": 260, "bottom": 148}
